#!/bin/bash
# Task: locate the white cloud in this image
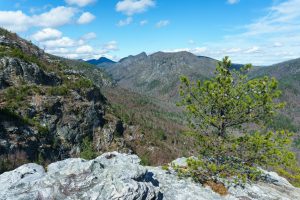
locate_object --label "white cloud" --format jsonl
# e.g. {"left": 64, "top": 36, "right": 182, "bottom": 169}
{"left": 227, "top": 0, "right": 240, "bottom": 5}
{"left": 0, "top": 6, "right": 77, "bottom": 32}
{"left": 31, "top": 28, "right": 62, "bottom": 42}
{"left": 243, "top": 0, "right": 300, "bottom": 36}
{"left": 116, "top": 0, "right": 155, "bottom": 16}
{"left": 198, "top": 0, "right": 300, "bottom": 65}
{"left": 156, "top": 20, "right": 170, "bottom": 28}
{"left": 103, "top": 41, "right": 119, "bottom": 51}
{"left": 33, "top": 7, "right": 77, "bottom": 27}
{"left": 140, "top": 20, "right": 148, "bottom": 26}
{"left": 33, "top": 30, "right": 118, "bottom": 60}
{"left": 244, "top": 46, "right": 260, "bottom": 54}
{"left": 273, "top": 42, "right": 283, "bottom": 47}
{"left": 47, "top": 48, "right": 70, "bottom": 54}
{"left": 65, "top": 0, "right": 96, "bottom": 7}
{"left": 0, "top": 10, "right": 31, "bottom": 32}
{"left": 42, "top": 37, "right": 76, "bottom": 48}
{"left": 165, "top": 47, "right": 207, "bottom": 55}
{"left": 76, "top": 45, "right": 94, "bottom": 54}
{"left": 81, "top": 32, "right": 97, "bottom": 40}
{"left": 77, "top": 12, "right": 95, "bottom": 24}
{"left": 117, "top": 17, "right": 133, "bottom": 26}
{"left": 192, "top": 47, "right": 207, "bottom": 54}
{"left": 225, "top": 48, "right": 242, "bottom": 53}
{"left": 29, "top": 4, "right": 52, "bottom": 14}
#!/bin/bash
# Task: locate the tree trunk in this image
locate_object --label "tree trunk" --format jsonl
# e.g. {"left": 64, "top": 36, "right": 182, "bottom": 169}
{"left": 218, "top": 123, "right": 226, "bottom": 137}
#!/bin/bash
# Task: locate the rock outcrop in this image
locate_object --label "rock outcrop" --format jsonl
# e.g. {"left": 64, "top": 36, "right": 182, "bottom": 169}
{"left": 0, "top": 152, "right": 299, "bottom": 200}
{"left": 0, "top": 57, "right": 61, "bottom": 89}
{"left": 0, "top": 28, "right": 129, "bottom": 172}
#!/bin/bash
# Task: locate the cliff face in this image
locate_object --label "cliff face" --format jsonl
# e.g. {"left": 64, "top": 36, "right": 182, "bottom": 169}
{"left": 0, "top": 29, "right": 131, "bottom": 172}
{"left": 0, "top": 152, "right": 299, "bottom": 200}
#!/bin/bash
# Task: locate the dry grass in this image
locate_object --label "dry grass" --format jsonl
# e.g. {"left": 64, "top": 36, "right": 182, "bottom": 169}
{"left": 204, "top": 181, "right": 228, "bottom": 196}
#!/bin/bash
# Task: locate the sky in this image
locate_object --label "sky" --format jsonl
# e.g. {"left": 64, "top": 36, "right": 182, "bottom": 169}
{"left": 0, "top": 0, "right": 300, "bottom": 65}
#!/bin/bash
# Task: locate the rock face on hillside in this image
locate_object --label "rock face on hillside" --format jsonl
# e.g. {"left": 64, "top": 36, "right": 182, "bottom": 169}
{"left": 0, "top": 28, "right": 129, "bottom": 172}
{"left": 0, "top": 56, "right": 129, "bottom": 167}
{"left": 0, "top": 57, "right": 61, "bottom": 88}
{"left": 0, "top": 152, "right": 299, "bottom": 200}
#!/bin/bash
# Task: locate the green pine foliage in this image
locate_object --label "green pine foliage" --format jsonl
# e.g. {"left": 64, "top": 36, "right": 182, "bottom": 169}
{"left": 177, "top": 56, "right": 300, "bottom": 187}
{"left": 178, "top": 56, "right": 285, "bottom": 137}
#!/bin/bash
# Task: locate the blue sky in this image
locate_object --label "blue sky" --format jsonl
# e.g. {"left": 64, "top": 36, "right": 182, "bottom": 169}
{"left": 0, "top": 0, "right": 299, "bottom": 65}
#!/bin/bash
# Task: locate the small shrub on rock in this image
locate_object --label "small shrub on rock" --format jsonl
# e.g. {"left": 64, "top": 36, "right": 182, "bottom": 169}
{"left": 80, "top": 137, "right": 96, "bottom": 160}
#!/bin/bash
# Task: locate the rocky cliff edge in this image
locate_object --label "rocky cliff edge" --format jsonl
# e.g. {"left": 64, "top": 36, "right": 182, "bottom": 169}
{"left": 0, "top": 152, "right": 299, "bottom": 200}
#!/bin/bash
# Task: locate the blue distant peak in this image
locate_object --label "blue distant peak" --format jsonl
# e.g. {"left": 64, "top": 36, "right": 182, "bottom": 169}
{"left": 87, "top": 57, "right": 116, "bottom": 65}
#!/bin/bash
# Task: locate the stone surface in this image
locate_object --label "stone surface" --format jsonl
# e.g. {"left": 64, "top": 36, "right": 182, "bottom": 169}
{"left": 0, "top": 57, "right": 61, "bottom": 89}
{"left": 0, "top": 152, "right": 299, "bottom": 200}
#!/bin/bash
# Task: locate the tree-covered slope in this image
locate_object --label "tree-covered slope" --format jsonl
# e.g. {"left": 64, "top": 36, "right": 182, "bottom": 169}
{"left": 106, "top": 51, "right": 217, "bottom": 100}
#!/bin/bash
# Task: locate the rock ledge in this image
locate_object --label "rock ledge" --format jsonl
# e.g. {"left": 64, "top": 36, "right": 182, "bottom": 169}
{"left": 0, "top": 152, "right": 299, "bottom": 200}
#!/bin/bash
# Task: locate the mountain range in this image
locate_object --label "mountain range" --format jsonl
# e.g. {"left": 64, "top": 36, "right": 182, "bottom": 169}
{"left": 98, "top": 50, "right": 300, "bottom": 154}
{"left": 96, "top": 50, "right": 299, "bottom": 126}
{"left": 0, "top": 27, "right": 299, "bottom": 174}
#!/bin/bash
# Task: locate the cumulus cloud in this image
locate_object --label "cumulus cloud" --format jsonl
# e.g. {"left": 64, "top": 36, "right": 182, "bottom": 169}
{"left": 65, "top": 0, "right": 96, "bottom": 7}
{"left": 36, "top": 7, "right": 77, "bottom": 27}
{"left": 0, "top": 6, "right": 77, "bottom": 32}
{"left": 37, "top": 30, "right": 119, "bottom": 60}
{"left": 76, "top": 45, "right": 94, "bottom": 54}
{"left": 81, "top": 32, "right": 97, "bottom": 40}
{"left": 31, "top": 28, "right": 62, "bottom": 42}
{"left": 227, "top": 0, "right": 240, "bottom": 5}
{"left": 156, "top": 20, "right": 170, "bottom": 28}
{"left": 117, "top": 17, "right": 133, "bottom": 26}
{"left": 0, "top": 10, "right": 31, "bottom": 32}
{"left": 116, "top": 0, "right": 155, "bottom": 16}
{"left": 192, "top": 47, "right": 207, "bottom": 54}
{"left": 47, "top": 48, "right": 70, "bottom": 55}
{"left": 42, "top": 37, "right": 77, "bottom": 49}
{"left": 103, "top": 41, "right": 119, "bottom": 51}
{"left": 77, "top": 12, "right": 95, "bottom": 24}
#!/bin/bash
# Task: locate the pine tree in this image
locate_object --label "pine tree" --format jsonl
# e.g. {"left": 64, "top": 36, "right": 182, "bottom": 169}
{"left": 178, "top": 56, "right": 285, "bottom": 137}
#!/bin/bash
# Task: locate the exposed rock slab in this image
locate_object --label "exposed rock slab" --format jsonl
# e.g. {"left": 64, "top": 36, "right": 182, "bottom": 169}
{"left": 0, "top": 152, "right": 299, "bottom": 200}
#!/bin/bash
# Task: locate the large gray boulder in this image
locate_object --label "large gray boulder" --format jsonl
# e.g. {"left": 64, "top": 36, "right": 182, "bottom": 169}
{"left": 0, "top": 152, "right": 157, "bottom": 200}
{"left": 0, "top": 152, "right": 299, "bottom": 200}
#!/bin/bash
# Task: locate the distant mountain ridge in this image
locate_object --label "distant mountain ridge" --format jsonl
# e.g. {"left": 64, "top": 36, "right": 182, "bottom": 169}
{"left": 104, "top": 51, "right": 217, "bottom": 100}
{"left": 103, "top": 50, "right": 300, "bottom": 131}
{"left": 86, "top": 57, "right": 115, "bottom": 66}
{"left": 103, "top": 51, "right": 248, "bottom": 100}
